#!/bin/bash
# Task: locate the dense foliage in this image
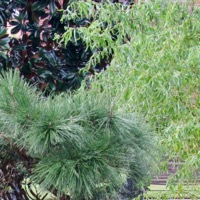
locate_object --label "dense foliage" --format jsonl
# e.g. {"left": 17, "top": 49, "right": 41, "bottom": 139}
{"left": 0, "top": 1, "right": 157, "bottom": 199}
{"left": 1, "top": 0, "right": 199, "bottom": 199}
{"left": 0, "top": 70, "right": 157, "bottom": 199}
{"left": 0, "top": 0, "right": 111, "bottom": 93}
{"left": 0, "top": 0, "right": 135, "bottom": 93}
{"left": 60, "top": 0, "right": 200, "bottom": 198}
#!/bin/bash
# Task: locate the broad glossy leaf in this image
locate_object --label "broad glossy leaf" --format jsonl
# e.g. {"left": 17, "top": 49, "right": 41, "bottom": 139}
{"left": 49, "top": 0, "right": 56, "bottom": 14}
{"left": 9, "top": 20, "right": 20, "bottom": 26}
{"left": 0, "top": 26, "right": 10, "bottom": 51}
{"left": 32, "top": 1, "right": 48, "bottom": 11}
{"left": 0, "top": 51, "right": 7, "bottom": 58}
{"left": 0, "top": 27, "right": 7, "bottom": 37}
{"left": 11, "top": 25, "right": 22, "bottom": 34}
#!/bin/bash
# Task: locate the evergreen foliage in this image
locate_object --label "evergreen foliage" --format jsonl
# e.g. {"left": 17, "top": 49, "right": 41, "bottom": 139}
{"left": 0, "top": 70, "right": 157, "bottom": 199}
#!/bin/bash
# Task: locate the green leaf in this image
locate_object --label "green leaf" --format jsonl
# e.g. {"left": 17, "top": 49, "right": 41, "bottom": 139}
{"left": 11, "top": 25, "right": 22, "bottom": 34}
{"left": 49, "top": 0, "right": 56, "bottom": 14}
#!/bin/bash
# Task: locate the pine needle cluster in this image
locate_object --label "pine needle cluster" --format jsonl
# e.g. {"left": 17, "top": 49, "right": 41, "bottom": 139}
{"left": 0, "top": 70, "right": 157, "bottom": 199}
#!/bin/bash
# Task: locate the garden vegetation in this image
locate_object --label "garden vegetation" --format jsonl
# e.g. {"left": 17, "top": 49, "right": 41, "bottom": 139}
{"left": 0, "top": 0, "right": 199, "bottom": 199}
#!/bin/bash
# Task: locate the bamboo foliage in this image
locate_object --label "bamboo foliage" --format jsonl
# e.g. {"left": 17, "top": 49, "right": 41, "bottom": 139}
{"left": 59, "top": 0, "right": 200, "bottom": 197}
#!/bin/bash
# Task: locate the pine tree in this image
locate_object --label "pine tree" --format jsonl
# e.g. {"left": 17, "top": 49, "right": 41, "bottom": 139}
{"left": 0, "top": 70, "right": 157, "bottom": 199}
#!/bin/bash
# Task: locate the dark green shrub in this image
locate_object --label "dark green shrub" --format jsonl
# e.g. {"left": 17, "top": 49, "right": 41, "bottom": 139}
{"left": 0, "top": 0, "right": 110, "bottom": 93}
